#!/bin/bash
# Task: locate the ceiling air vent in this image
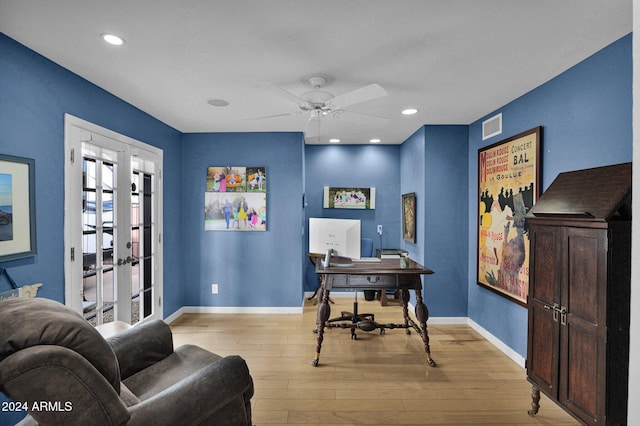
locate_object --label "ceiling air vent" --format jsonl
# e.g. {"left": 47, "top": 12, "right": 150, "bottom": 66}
{"left": 482, "top": 113, "right": 502, "bottom": 140}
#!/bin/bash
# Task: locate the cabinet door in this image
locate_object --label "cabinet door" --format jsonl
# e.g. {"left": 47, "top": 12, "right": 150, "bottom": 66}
{"left": 527, "top": 225, "right": 561, "bottom": 396}
{"left": 559, "top": 227, "right": 607, "bottom": 424}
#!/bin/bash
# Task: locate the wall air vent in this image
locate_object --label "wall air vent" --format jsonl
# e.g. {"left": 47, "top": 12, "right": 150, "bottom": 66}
{"left": 482, "top": 113, "right": 502, "bottom": 140}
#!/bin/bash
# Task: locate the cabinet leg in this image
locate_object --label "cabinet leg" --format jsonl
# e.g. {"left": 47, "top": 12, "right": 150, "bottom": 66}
{"left": 528, "top": 386, "right": 540, "bottom": 416}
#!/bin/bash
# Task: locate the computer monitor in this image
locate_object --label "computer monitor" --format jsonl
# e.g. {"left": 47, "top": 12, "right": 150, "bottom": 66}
{"left": 308, "top": 218, "right": 361, "bottom": 259}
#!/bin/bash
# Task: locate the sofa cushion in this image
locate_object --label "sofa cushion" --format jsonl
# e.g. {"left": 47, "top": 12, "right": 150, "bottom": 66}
{"left": 123, "top": 344, "right": 222, "bottom": 400}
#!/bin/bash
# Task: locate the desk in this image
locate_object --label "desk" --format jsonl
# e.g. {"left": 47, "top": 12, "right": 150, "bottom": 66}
{"left": 312, "top": 258, "right": 436, "bottom": 367}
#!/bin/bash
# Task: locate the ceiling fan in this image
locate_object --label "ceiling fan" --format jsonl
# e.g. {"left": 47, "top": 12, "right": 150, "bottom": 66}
{"left": 256, "top": 74, "right": 388, "bottom": 139}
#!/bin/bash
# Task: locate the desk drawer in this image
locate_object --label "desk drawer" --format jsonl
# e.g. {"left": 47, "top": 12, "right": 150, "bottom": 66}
{"left": 329, "top": 274, "right": 416, "bottom": 289}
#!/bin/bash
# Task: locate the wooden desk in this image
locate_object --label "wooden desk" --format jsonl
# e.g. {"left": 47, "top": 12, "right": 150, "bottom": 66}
{"left": 312, "top": 258, "right": 436, "bottom": 367}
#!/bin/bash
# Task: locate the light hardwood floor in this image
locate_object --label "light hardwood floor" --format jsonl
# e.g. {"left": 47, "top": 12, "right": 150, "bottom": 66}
{"left": 170, "top": 296, "right": 579, "bottom": 425}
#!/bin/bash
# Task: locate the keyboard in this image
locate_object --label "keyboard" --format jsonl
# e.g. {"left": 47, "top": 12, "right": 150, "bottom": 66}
{"left": 353, "top": 257, "right": 382, "bottom": 263}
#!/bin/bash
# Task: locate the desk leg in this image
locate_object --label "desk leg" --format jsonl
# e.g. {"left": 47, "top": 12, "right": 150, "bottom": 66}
{"left": 414, "top": 289, "right": 436, "bottom": 367}
{"left": 400, "top": 289, "right": 412, "bottom": 335}
{"left": 312, "top": 288, "right": 331, "bottom": 367}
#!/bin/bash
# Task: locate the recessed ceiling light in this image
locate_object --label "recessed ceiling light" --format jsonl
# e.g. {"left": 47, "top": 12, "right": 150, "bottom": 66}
{"left": 369, "top": 138, "right": 381, "bottom": 143}
{"left": 101, "top": 33, "right": 125, "bottom": 46}
{"left": 329, "top": 138, "right": 340, "bottom": 143}
{"left": 402, "top": 108, "right": 418, "bottom": 115}
{"left": 207, "top": 99, "right": 230, "bottom": 107}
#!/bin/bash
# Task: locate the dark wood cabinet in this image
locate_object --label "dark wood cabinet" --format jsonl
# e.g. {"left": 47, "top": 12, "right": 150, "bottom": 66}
{"left": 525, "top": 163, "right": 631, "bottom": 425}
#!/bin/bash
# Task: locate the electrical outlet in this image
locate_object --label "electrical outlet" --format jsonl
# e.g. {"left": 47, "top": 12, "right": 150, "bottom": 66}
{"left": 211, "top": 284, "right": 219, "bottom": 294}
{"left": 377, "top": 225, "right": 383, "bottom": 235}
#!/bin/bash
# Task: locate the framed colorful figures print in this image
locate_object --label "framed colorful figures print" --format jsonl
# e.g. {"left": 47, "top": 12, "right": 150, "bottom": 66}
{"left": 323, "top": 187, "right": 375, "bottom": 209}
{"left": 204, "top": 166, "right": 267, "bottom": 231}
{"left": 402, "top": 192, "right": 416, "bottom": 243}
{"left": 477, "top": 127, "right": 541, "bottom": 306}
{"left": 0, "top": 154, "right": 37, "bottom": 261}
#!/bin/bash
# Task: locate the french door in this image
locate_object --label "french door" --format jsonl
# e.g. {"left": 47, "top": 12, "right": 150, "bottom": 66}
{"left": 64, "top": 115, "right": 163, "bottom": 326}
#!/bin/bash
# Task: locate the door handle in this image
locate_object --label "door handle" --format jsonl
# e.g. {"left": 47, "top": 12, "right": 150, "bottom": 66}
{"left": 545, "top": 303, "right": 567, "bottom": 325}
{"left": 560, "top": 306, "right": 567, "bottom": 326}
{"left": 117, "top": 256, "right": 134, "bottom": 265}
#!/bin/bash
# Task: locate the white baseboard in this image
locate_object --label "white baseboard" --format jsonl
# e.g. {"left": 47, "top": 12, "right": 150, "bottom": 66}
{"left": 427, "top": 316, "right": 469, "bottom": 325}
{"left": 181, "top": 306, "right": 303, "bottom": 315}
{"left": 466, "top": 318, "right": 526, "bottom": 368}
{"left": 164, "top": 306, "right": 185, "bottom": 324}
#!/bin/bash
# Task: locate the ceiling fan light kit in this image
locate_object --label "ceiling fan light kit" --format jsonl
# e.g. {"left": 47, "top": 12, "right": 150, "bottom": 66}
{"left": 259, "top": 73, "right": 389, "bottom": 143}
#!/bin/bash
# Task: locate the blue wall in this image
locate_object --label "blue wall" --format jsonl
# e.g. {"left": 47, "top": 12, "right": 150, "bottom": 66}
{"left": 303, "top": 144, "right": 401, "bottom": 291}
{"left": 180, "top": 132, "right": 305, "bottom": 307}
{"left": 400, "top": 126, "right": 469, "bottom": 317}
{"left": 0, "top": 29, "right": 632, "bottom": 425}
{"left": 467, "top": 34, "right": 632, "bottom": 357}
{"left": 0, "top": 34, "right": 184, "bottom": 315}
{"left": 424, "top": 126, "right": 469, "bottom": 317}
{"left": 400, "top": 127, "right": 426, "bottom": 264}
{"left": 0, "top": 33, "right": 183, "bottom": 426}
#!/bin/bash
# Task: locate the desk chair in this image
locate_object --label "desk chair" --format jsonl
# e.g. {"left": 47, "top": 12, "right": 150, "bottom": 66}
{"left": 326, "top": 238, "right": 378, "bottom": 339}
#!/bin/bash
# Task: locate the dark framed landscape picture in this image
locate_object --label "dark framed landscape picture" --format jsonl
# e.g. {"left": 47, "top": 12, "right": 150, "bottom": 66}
{"left": 0, "top": 154, "right": 37, "bottom": 261}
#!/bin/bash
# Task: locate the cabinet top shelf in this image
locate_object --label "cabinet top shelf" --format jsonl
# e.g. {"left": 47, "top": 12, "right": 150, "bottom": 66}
{"left": 527, "top": 162, "right": 631, "bottom": 223}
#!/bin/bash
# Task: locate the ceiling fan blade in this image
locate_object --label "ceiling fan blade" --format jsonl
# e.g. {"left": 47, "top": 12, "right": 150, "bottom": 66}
{"left": 259, "top": 81, "right": 311, "bottom": 109}
{"left": 326, "top": 83, "right": 387, "bottom": 109}
{"left": 337, "top": 109, "right": 390, "bottom": 123}
{"left": 245, "top": 111, "right": 302, "bottom": 120}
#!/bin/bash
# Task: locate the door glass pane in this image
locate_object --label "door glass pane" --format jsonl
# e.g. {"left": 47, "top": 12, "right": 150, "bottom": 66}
{"left": 131, "top": 171, "right": 154, "bottom": 323}
{"left": 82, "top": 159, "right": 98, "bottom": 322}
{"left": 102, "top": 267, "right": 115, "bottom": 324}
{"left": 82, "top": 156, "right": 117, "bottom": 326}
{"left": 131, "top": 261, "right": 140, "bottom": 324}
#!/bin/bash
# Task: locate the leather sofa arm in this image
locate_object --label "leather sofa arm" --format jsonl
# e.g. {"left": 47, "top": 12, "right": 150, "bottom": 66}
{"left": 107, "top": 320, "right": 174, "bottom": 380}
{"left": 0, "top": 346, "right": 130, "bottom": 426}
{"left": 127, "top": 355, "right": 253, "bottom": 426}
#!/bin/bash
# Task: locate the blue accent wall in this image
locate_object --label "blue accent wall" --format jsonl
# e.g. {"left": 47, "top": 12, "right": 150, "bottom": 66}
{"left": 467, "top": 34, "right": 632, "bottom": 357}
{"left": 400, "top": 126, "right": 469, "bottom": 317}
{"left": 0, "top": 32, "right": 183, "bottom": 425}
{"left": 303, "top": 144, "right": 401, "bottom": 291}
{"left": 0, "top": 29, "right": 632, "bottom": 425}
{"left": 180, "top": 132, "right": 305, "bottom": 307}
{"left": 0, "top": 33, "right": 183, "bottom": 315}
{"left": 400, "top": 127, "right": 426, "bottom": 264}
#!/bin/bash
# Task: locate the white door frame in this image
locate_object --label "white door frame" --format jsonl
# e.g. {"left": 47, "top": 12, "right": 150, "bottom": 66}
{"left": 64, "top": 114, "right": 163, "bottom": 323}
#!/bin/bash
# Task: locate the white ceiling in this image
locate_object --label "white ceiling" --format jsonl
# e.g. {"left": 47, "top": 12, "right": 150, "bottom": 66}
{"left": 0, "top": 1, "right": 632, "bottom": 144}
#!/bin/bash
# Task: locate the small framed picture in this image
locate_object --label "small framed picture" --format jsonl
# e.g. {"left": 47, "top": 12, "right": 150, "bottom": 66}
{"left": 402, "top": 192, "right": 416, "bottom": 243}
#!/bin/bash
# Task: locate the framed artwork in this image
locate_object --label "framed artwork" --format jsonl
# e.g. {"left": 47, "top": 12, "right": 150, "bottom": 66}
{"left": 204, "top": 166, "right": 267, "bottom": 231}
{"left": 323, "top": 186, "right": 375, "bottom": 209}
{"left": 0, "top": 154, "right": 37, "bottom": 261}
{"left": 402, "top": 192, "right": 416, "bottom": 243}
{"left": 477, "top": 126, "right": 541, "bottom": 306}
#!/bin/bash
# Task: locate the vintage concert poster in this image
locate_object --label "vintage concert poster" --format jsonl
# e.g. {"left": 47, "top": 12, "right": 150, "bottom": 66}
{"left": 477, "top": 127, "right": 541, "bottom": 306}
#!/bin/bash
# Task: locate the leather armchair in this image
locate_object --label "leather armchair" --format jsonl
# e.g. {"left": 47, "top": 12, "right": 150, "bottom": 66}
{"left": 0, "top": 298, "right": 253, "bottom": 425}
